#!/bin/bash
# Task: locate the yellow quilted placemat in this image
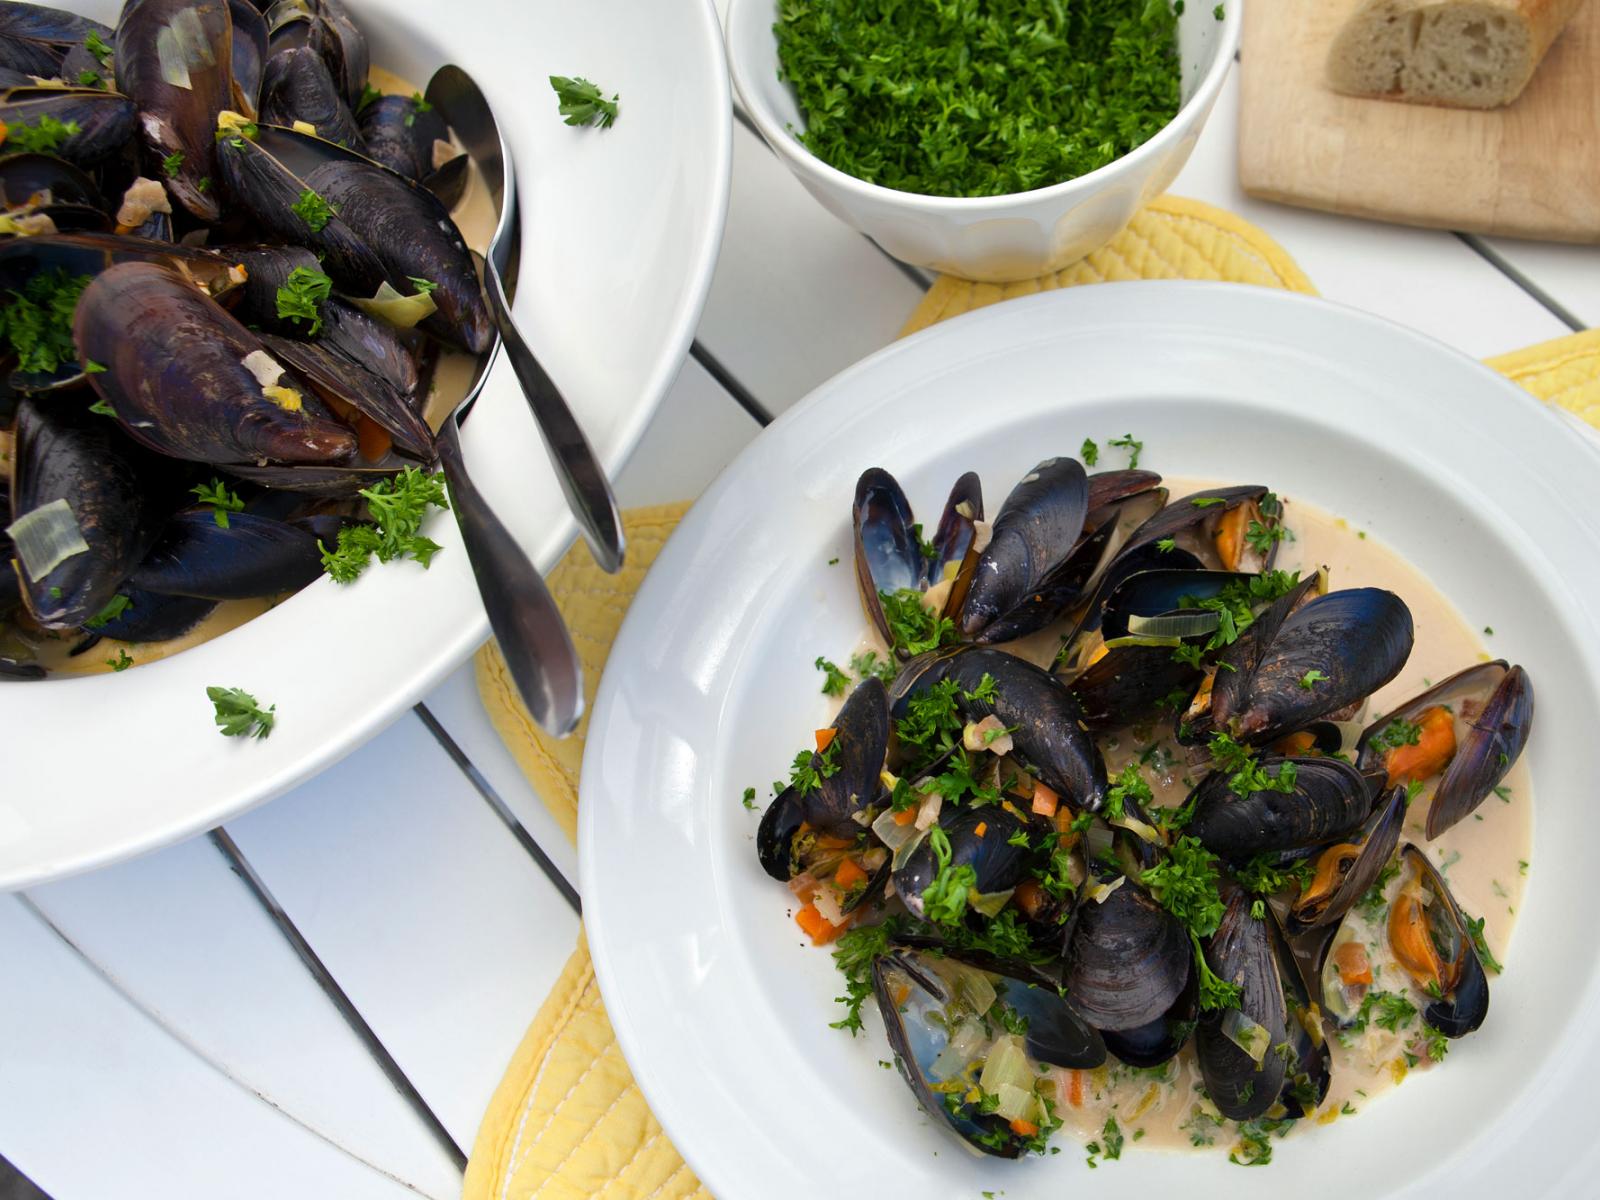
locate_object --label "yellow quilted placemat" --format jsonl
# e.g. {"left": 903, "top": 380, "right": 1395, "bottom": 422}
{"left": 463, "top": 195, "right": 1600, "bottom": 1200}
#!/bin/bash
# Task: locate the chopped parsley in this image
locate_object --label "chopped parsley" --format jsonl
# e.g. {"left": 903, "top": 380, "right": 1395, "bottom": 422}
{"left": 789, "top": 741, "right": 841, "bottom": 796}
{"left": 1141, "top": 836, "right": 1227, "bottom": 939}
{"left": 403, "top": 92, "right": 432, "bottom": 127}
{"left": 549, "top": 75, "right": 619, "bottom": 128}
{"left": 921, "top": 824, "right": 977, "bottom": 926}
{"left": 291, "top": 188, "right": 334, "bottom": 232}
{"left": 1354, "top": 858, "right": 1401, "bottom": 919}
{"left": 207, "top": 686, "right": 276, "bottom": 739}
{"left": 1466, "top": 914, "right": 1503, "bottom": 974}
{"left": 1104, "top": 761, "right": 1153, "bottom": 822}
{"left": 162, "top": 150, "right": 185, "bottom": 177}
{"left": 84, "top": 593, "right": 132, "bottom": 630}
{"left": 1190, "top": 931, "right": 1242, "bottom": 1010}
{"left": 1107, "top": 433, "right": 1143, "bottom": 469}
{"left": 0, "top": 269, "right": 90, "bottom": 375}
{"left": 1353, "top": 989, "right": 1417, "bottom": 1034}
{"left": 105, "top": 648, "right": 133, "bottom": 672}
{"left": 1235, "top": 851, "right": 1314, "bottom": 897}
{"left": 774, "top": 0, "right": 1179, "bottom": 197}
{"left": 1208, "top": 733, "right": 1298, "bottom": 799}
{"left": 191, "top": 479, "right": 245, "bottom": 529}
{"left": 1369, "top": 717, "right": 1422, "bottom": 754}
{"left": 6, "top": 114, "right": 79, "bottom": 155}
{"left": 1190, "top": 496, "right": 1226, "bottom": 508}
{"left": 319, "top": 468, "right": 450, "bottom": 583}
{"left": 828, "top": 918, "right": 902, "bottom": 1033}
{"left": 814, "top": 656, "right": 851, "bottom": 697}
{"left": 1080, "top": 437, "right": 1099, "bottom": 466}
{"left": 275, "top": 266, "right": 333, "bottom": 335}
{"left": 407, "top": 276, "right": 439, "bottom": 295}
{"left": 356, "top": 83, "right": 383, "bottom": 114}
{"left": 84, "top": 30, "right": 113, "bottom": 62}
{"left": 1173, "top": 570, "right": 1301, "bottom": 665}
{"left": 741, "top": 787, "right": 757, "bottom": 810}
{"left": 1229, "top": 1118, "right": 1286, "bottom": 1167}
{"left": 1298, "top": 669, "right": 1328, "bottom": 690}
{"left": 848, "top": 649, "right": 899, "bottom": 685}
{"left": 878, "top": 587, "right": 959, "bottom": 657}
{"left": 1155, "top": 537, "right": 1176, "bottom": 553}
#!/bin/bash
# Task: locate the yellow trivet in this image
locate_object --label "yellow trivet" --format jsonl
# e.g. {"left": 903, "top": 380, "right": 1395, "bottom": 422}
{"left": 464, "top": 195, "right": 1600, "bottom": 1200}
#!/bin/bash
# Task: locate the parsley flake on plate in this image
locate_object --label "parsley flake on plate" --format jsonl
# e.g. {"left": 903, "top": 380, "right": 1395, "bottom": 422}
{"left": 208, "top": 686, "right": 276, "bottom": 739}
{"left": 550, "top": 75, "right": 619, "bottom": 128}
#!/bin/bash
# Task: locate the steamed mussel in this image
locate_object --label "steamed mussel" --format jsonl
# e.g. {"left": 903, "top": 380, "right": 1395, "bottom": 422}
{"left": 752, "top": 448, "right": 1533, "bottom": 1165}
{"left": 0, "top": 0, "right": 496, "bottom": 680}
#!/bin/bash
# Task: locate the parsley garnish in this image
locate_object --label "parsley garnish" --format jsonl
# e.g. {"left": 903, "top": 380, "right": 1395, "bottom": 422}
{"left": 77, "top": 69, "right": 103, "bottom": 88}
{"left": 1080, "top": 437, "right": 1099, "bottom": 466}
{"left": 319, "top": 468, "right": 450, "bottom": 583}
{"left": 356, "top": 83, "right": 383, "bottom": 114}
{"left": 549, "top": 75, "right": 619, "bottom": 128}
{"left": 829, "top": 918, "right": 903, "bottom": 1033}
{"left": 88, "top": 397, "right": 116, "bottom": 417}
{"left": 1353, "top": 989, "right": 1417, "bottom": 1034}
{"left": 1156, "top": 537, "right": 1176, "bottom": 552}
{"left": 814, "top": 656, "right": 851, "bottom": 697}
{"left": 105, "top": 649, "right": 133, "bottom": 672}
{"left": 1208, "top": 734, "right": 1298, "bottom": 799}
{"left": 291, "top": 188, "right": 334, "bottom": 232}
{"left": 84, "top": 593, "right": 132, "bottom": 629}
{"left": 789, "top": 741, "right": 841, "bottom": 796}
{"left": 741, "top": 786, "right": 757, "bottom": 810}
{"left": 7, "top": 114, "right": 79, "bottom": 154}
{"left": 922, "top": 825, "right": 977, "bottom": 926}
{"left": 403, "top": 91, "right": 433, "bottom": 127}
{"left": 191, "top": 479, "right": 245, "bottom": 529}
{"left": 878, "top": 587, "right": 958, "bottom": 657}
{"left": 275, "top": 266, "right": 333, "bottom": 335}
{"left": 207, "top": 686, "right": 276, "bottom": 739}
{"left": 1107, "top": 433, "right": 1143, "bottom": 469}
{"left": 1229, "top": 1119, "right": 1286, "bottom": 1167}
{"left": 1235, "top": 851, "right": 1314, "bottom": 897}
{"left": 1190, "top": 496, "right": 1226, "bottom": 508}
{"left": 162, "top": 150, "right": 185, "bottom": 177}
{"left": 774, "top": 0, "right": 1179, "bottom": 197}
{"left": 0, "top": 269, "right": 90, "bottom": 375}
{"left": 1299, "top": 669, "right": 1328, "bottom": 690}
{"left": 84, "top": 30, "right": 113, "bottom": 62}
{"left": 1190, "top": 931, "right": 1241, "bottom": 1010}
{"left": 1105, "top": 761, "right": 1153, "bottom": 822}
{"left": 1465, "top": 914, "right": 1503, "bottom": 973}
{"left": 1370, "top": 717, "right": 1422, "bottom": 754}
{"left": 407, "top": 276, "right": 438, "bottom": 295}
{"left": 1141, "top": 837, "right": 1226, "bottom": 938}
{"left": 848, "top": 649, "right": 898, "bottom": 685}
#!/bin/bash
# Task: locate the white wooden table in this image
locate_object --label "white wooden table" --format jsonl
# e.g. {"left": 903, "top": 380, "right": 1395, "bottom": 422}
{"left": 4, "top": 36, "right": 1596, "bottom": 1200}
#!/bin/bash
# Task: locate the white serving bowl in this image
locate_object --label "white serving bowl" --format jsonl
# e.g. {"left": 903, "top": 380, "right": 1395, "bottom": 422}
{"left": 725, "top": 0, "right": 1239, "bottom": 282}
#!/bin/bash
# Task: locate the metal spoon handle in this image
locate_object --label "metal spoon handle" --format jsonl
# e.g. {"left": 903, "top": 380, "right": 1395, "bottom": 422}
{"left": 437, "top": 418, "right": 583, "bottom": 736}
{"left": 482, "top": 260, "right": 626, "bottom": 575}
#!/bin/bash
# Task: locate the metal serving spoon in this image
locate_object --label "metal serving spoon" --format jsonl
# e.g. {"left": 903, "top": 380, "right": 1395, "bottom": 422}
{"left": 426, "top": 64, "right": 627, "bottom": 576}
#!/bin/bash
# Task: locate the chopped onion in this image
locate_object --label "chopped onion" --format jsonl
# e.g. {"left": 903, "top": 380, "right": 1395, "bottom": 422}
{"left": 1084, "top": 875, "right": 1126, "bottom": 905}
{"left": 928, "top": 957, "right": 997, "bottom": 1017}
{"left": 978, "top": 1035, "right": 1031, "bottom": 1097}
{"left": 1222, "top": 1008, "right": 1272, "bottom": 1065}
{"left": 811, "top": 886, "right": 847, "bottom": 927}
{"left": 1101, "top": 634, "right": 1184, "bottom": 650}
{"left": 968, "top": 887, "right": 1015, "bottom": 919}
{"left": 850, "top": 807, "right": 873, "bottom": 827}
{"left": 7, "top": 498, "right": 88, "bottom": 581}
{"left": 1084, "top": 822, "right": 1116, "bottom": 863}
{"left": 1127, "top": 610, "right": 1221, "bottom": 639}
{"left": 352, "top": 280, "right": 438, "bottom": 328}
{"left": 891, "top": 828, "right": 928, "bottom": 873}
{"left": 1109, "top": 812, "right": 1164, "bottom": 846}
{"left": 291, "top": 120, "right": 317, "bottom": 136}
{"left": 964, "top": 714, "right": 1012, "bottom": 756}
{"left": 914, "top": 790, "right": 943, "bottom": 831}
{"left": 115, "top": 177, "right": 171, "bottom": 228}
{"left": 928, "top": 1017, "right": 985, "bottom": 1081}
{"left": 871, "top": 808, "right": 919, "bottom": 855}
{"left": 786, "top": 872, "right": 819, "bottom": 901}
{"left": 971, "top": 520, "right": 993, "bottom": 554}
{"left": 242, "top": 349, "right": 285, "bottom": 387}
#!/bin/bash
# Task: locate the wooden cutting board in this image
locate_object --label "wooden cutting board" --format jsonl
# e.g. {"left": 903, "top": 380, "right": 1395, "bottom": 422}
{"left": 1239, "top": 0, "right": 1600, "bottom": 242}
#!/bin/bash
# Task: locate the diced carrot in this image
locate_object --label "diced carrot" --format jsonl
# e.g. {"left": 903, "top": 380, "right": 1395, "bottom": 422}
{"left": 1332, "top": 940, "right": 1373, "bottom": 987}
{"left": 1068, "top": 1070, "right": 1084, "bottom": 1107}
{"left": 1214, "top": 504, "right": 1250, "bottom": 571}
{"left": 795, "top": 903, "right": 849, "bottom": 945}
{"left": 1031, "top": 779, "right": 1060, "bottom": 818}
{"left": 1054, "top": 806, "right": 1078, "bottom": 838}
{"left": 814, "top": 727, "right": 837, "bottom": 753}
{"left": 1009, "top": 1118, "right": 1039, "bottom": 1137}
{"left": 0, "top": 120, "right": 8, "bottom": 149}
{"left": 1275, "top": 731, "right": 1317, "bottom": 756}
{"left": 814, "top": 834, "right": 854, "bottom": 850}
{"left": 833, "top": 858, "right": 867, "bottom": 889}
{"left": 893, "top": 806, "right": 918, "bottom": 826}
{"left": 974, "top": 822, "right": 987, "bottom": 838}
{"left": 1014, "top": 880, "right": 1046, "bottom": 919}
{"left": 1384, "top": 706, "right": 1456, "bottom": 787}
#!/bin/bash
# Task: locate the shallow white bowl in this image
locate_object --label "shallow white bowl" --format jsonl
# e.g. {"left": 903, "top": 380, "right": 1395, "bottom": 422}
{"left": 0, "top": 0, "right": 730, "bottom": 889}
{"left": 726, "top": 0, "right": 1239, "bottom": 282}
{"left": 582, "top": 282, "right": 1600, "bottom": 1198}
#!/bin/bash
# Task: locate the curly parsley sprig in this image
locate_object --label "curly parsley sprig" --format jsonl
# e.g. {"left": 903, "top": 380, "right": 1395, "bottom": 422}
{"left": 320, "top": 468, "right": 450, "bottom": 583}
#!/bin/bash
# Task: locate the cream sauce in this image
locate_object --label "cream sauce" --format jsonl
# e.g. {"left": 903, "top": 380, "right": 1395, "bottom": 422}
{"left": 840, "top": 478, "right": 1533, "bottom": 1161}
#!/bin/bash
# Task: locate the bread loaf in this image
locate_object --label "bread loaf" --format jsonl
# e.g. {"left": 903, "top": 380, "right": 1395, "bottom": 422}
{"left": 1327, "top": 0, "right": 1588, "bottom": 108}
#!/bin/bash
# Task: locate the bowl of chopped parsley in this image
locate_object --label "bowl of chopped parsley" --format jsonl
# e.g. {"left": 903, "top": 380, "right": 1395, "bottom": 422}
{"left": 726, "top": 0, "right": 1239, "bottom": 281}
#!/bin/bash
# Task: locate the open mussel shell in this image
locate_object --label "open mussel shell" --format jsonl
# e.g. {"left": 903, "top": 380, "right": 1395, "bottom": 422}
{"left": 266, "top": 0, "right": 365, "bottom": 107}
{"left": 222, "top": 460, "right": 400, "bottom": 495}
{"left": 937, "top": 645, "right": 1108, "bottom": 811}
{"left": 1063, "top": 880, "right": 1191, "bottom": 1031}
{"left": 1389, "top": 844, "right": 1489, "bottom": 1037}
{"left": 873, "top": 944, "right": 1104, "bottom": 1159}
{"left": 8, "top": 395, "right": 174, "bottom": 628}
{"left": 1185, "top": 755, "right": 1374, "bottom": 863}
{"left": 357, "top": 92, "right": 451, "bottom": 183}
{"left": 75, "top": 260, "right": 359, "bottom": 465}
{"left": 892, "top": 803, "right": 1029, "bottom": 920}
{"left": 115, "top": 0, "right": 234, "bottom": 217}
{"left": 1121, "top": 485, "right": 1271, "bottom": 563}
{"left": 0, "top": 3, "right": 113, "bottom": 77}
{"left": 1102, "top": 965, "right": 1197, "bottom": 1069}
{"left": 0, "top": 85, "right": 135, "bottom": 168}
{"left": 1285, "top": 783, "right": 1407, "bottom": 936}
{"left": 1209, "top": 587, "right": 1415, "bottom": 747}
{"left": 756, "top": 677, "right": 889, "bottom": 881}
{"left": 128, "top": 507, "right": 333, "bottom": 599}
{"left": 1068, "top": 643, "right": 1202, "bottom": 733}
{"left": 1195, "top": 883, "right": 1289, "bottom": 1121}
{"left": 227, "top": 0, "right": 267, "bottom": 117}
{"left": 1099, "top": 568, "right": 1254, "bottom": 642}
{"left": 958, "top": 455, "right": 1087, "bottom": 641}
{"left": 259, "top": 333, "right": 432, "bottom": 461}
{"left": 852, "top": 466, "right": 920, "bottom": 650}
{"left": 76, "top": 583, "right": 214, "bottom": 642}
{"left": 260, "top": 43, "right": 361, "bottom": 147}
{"left": 0, "top": 150, "right": 107, "bottom": 219}
{"left": 1356, "top": 660, "right": 1534, "bottom": 839}
{"left": 215, "top": 120, "right": 490, "bottom": 351}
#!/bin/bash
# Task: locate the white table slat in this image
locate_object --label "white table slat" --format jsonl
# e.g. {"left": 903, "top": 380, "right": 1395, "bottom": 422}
{"left": 1479, "top": 236, "right": 1599, "bottom": 329}
{"left": 23, "top": 835, "right": 462, "bottom": 1199}
{"left": 418, "top": 357, "right": 763, "bottom": 893}
{"left": 0, "top": 895, "right": 422, "bottom": 1200}
{"left": 1178, "top": 73, "right": 1573, "bottom": 359}
{"left": 221, "top": 709, "right": 581, "bottom": 1151}
{"left": 694, "top": 122, "right": 928, "bottom": 415}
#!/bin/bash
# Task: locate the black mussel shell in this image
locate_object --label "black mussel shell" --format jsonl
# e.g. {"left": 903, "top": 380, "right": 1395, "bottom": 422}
{"left": 1195, "top": 883, "right": 1288, "bottom": 1121}
{"left": 939, "top": 645, "right": 1108, "bottom": 811}
{"left": 1185, "top": 755, "right": 1373, "bottom": 863}
{"left": 223, "top": 460, "right": 400, "bottom": 495}
{"left": 357, "top": 91, "right": 450, "bottom": 182}
{"left": 755, "top": 678, "right": 889, "bottom": 880}
{"left": 260, "top": 44, "right": 361, "bottom": 147}
{"left": 259, "top": 333, "right": 433, "bottom": 461}
{"left": 0, "top": 2, "right": 113, "bottom": 77}
{"left": 0, "top": 150, "right": 106, "bottom": 213}
{"left": 1068, "top": 643, "right": 1202, "bottom": 732}
{"left": 128, "top": 507, "right": 330, "bottom": 599}
{"left": 9, "top": 395, "right": 174, "bottom": 628}
{"left": 115, "top": 0, "right": 232, "bottom": 217}
{"left": 1211, "top": 587, "right": 1415, "bottom": 746}
{"left": 0, "top": 493, "right": 19, "bottom": 618}
{"left": 892, "top": 803, "right": 1029, "bottom": 920}
{"left": 1285, "top": 783, "right": 1407, "bottom": 936}
{"left": 0, "top": 85, "right": 135, "bottom": 168}
{"left": 1100, "top": 568, "right": 1254, "bottom": 642}
{"left": 75, "top": 261, "right": 359, "bottom": 466}
{"left": 852, "top": 467, "right": 920, "bottom": 650}
{"left": 75, "top": 583, "right": 215, "bottom": 642}
{"left": 959, "top": 456, "right": 1088, "bottom": 640}
{"left": 1390, "top": 844, "right": 1489, "bottom": 1038}
{"left": 1121, "top": 485, "right": 1269, "bottom": 562}
{"left": 228, "top": 0, "right": 267, "bottom": 117}
{"left": 1102, "top": 965, "right": 1197, "bottom": 1069}
{"left": 1063, "top": 881, "right": 1191, "bottom": 1031}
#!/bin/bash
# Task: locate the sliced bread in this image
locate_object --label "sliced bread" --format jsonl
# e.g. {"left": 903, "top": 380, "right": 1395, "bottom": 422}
{"left": 1327, "top": 0, "right": 1588, "bottom": 108}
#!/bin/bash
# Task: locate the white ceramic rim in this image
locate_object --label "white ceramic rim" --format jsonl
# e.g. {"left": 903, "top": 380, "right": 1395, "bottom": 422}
{"left": 0, "top": 0, "right": 732, "bottom": 889}
{"left": 581, "top": 282, "right": 1600, "bottom": 1199}
{"left": 725, "top": 0, "right": 1241, "bottom": 213}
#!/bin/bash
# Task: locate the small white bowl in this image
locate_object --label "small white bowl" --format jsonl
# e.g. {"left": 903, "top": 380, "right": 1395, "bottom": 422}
{"left": 726, "top": 0, "right": 1240, "bottom": 282}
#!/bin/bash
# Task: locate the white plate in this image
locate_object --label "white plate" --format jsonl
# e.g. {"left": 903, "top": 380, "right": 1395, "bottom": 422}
{"left": 0, "top": 0, "right": 731, "bottom": 888}
{"left": 582, "top": 283, "right": 1600, "bottom": 1199}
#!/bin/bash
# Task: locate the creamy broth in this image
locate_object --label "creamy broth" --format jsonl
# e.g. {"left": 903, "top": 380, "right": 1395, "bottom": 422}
{"left": 836, "top": 478, "right": 1532, "bottom": 1161}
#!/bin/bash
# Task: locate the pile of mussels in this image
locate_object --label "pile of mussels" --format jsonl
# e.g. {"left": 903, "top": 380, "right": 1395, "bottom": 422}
{"left": 756, "top": 457, "right": 1534, "bottom": 1158}
{"left": 0, "top": 0, "right": 487, "bottom": 675}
